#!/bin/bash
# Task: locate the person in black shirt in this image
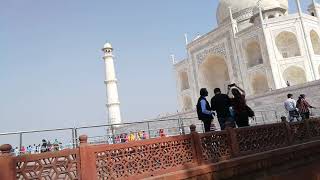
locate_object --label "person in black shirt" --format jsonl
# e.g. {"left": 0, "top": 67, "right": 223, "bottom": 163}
{"left": 211, "top": 88, "right": 234, "bottom": 130}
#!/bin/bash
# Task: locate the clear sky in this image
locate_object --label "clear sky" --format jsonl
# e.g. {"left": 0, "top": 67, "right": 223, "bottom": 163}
{"left": 0, "top": 0, "right": 314, "bottom": 143}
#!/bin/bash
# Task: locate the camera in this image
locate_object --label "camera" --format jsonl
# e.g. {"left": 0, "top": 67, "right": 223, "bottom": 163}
{"left": 228, "top": 83, "right": 236, "bottom": 88}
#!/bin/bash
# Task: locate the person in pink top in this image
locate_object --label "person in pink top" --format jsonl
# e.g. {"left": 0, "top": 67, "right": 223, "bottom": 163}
{"left": 159, "top": 129, "right": 166, "bottom": 137}
{"left": 20, "top": 146, "right": 26, "bottom": 154}
{"left": 142, "top": 131, "right": 148, "bottom": 139}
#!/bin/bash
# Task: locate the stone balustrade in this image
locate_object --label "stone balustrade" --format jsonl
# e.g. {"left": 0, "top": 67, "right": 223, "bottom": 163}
{"left": 1, "top": 118, "right": 320, "bottom": 179}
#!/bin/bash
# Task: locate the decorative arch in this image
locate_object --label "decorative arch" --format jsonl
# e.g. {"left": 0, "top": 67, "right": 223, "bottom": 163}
{"left": 310, "top": 30, "right": 320, "bottom": 55}
{"left": 275, "top": 31, "right": 301, "bottom": 58}
{"left": 246, "top": 41, "right": 263, "bottom": 67}
{"left": 283, "top": 66, "right": 307, "bottom": 86}
{"left": 198, "top": 55, "right": 230, "bottom": 97}
{"left": 179, "top": 71, "right": 190, "bottom": 91}
{"left": 182, "top": 96, "right": 193, "bottom": 112}
{"left": 251, "top": 73, "right": 269, "bottom": 94}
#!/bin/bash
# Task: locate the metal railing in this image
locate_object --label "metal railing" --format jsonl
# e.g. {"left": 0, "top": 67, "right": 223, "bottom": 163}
{"left": 0, "top": 109, "right": 286, "bottom": 150}
{"left": 0, "top": 117, "right": 203, "bottom": 150}
{"left": 0, "top": 127, "right": 76, "bottom": 152}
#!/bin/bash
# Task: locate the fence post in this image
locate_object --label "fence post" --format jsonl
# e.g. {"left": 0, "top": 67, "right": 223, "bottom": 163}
{"left": 79, "top": 135, "right": 97, "bottom": 179}
{"left": 75, "top": 128, "right": 79, "bottom": 147}
{"left": 226, "top": 127, "right": 240, "bottom": 157}
{"left": 72, "top": 129, "right": 76, "bottom": 149}
{"left": 19, "top": 133, "right": 23, "bottom": 152}
{"left": 179, "top": 117, "right": 186, "bottom": 135}
{"left": 147, "top": 122, "right": 151, "bottom": 139}
{"left": 0, "top": 144, "right": 16, "bottom": 180}
{"left": 261, "top": 111, "right": 265, "bottom": 124}
{"left": 275, "top": 111, "right": 279, "bottom": 122}
{"left": 111, "top": 125, "right": 116, "bottom": 144}
{"left": 190, "top": 125, "right": 203, "bottom": 165}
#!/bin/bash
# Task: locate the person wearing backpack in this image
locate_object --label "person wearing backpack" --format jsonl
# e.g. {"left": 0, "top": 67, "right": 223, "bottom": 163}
{"left": 196, "top": 88, "right": 215, "bottom": 132}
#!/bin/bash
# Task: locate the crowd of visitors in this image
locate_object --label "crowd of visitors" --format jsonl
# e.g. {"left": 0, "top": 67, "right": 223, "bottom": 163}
{"left": 12, "top": 138, "right": 65, "bottom": 156}
{"left": 197, "top": 84, "right": 254, "bottom": 132}
{"left": 11, "top": 129, "right": 167, "bottom": 156}
{"left": 109, "top": 129, "right": 166, "bottom": 144}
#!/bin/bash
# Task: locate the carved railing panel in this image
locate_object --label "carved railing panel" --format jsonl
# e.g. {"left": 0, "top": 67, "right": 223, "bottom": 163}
{"left": 290, "top": 122, "right": 308, "bottom": 143}
{"left": 309, "top": 119, "right": 320, "bottom": 138}
{"left": 199, "top": 131, "right": 231, "bottom": 163}
{"left": 235, "top": 123, "right": 288, "bottom": 155}
{"left": 94, "top": 135, "right": 195, "bottom": 179}
{"left": 16, "top": 149, "right": 79, "bottom": 180}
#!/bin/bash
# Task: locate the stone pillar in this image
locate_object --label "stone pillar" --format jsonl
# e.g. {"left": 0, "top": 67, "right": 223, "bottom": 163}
{"left": 190, "top": 125, "right": 203, "bottom": 165}
{"left": 0, "top": 144, "right": 16, "bottom": 180}
{"left": 102, "top": 42, "right": 122, "bottom": 125}
{"left": 79, "top": 135, "right": 97, "bottom": 179}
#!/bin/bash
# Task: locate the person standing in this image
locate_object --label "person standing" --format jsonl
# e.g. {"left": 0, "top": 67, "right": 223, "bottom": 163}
{"left": 196, "top": 88, "right": 214, "bottom": 132}
{"left": 286, "top": 81, "right": 291, "bottom": 87}
{"left": 296, "top": 94, "right": 315, "bottom": 120}
{"left": 211, "top": 88, "right": 234, "bottom": 130}
{"left": 142, "top": 131, "right": 148, "bottom": 139}
{"left": 41, "top": 139, "right": 48, "bottom": 153}
{"left": 14, "top": 147, "right": 19, "bottom": 156}
{"left": 228, "top": 84, "right": 250, "bottom": 127}
{"left": 284, "top": 94, "right": 299, "bottom": 122}
{"left": 159, "top": 129, "right": 166, "bottom": 137}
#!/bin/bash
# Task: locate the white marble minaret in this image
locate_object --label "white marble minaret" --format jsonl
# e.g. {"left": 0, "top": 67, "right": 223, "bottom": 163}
{"left": 102, "top": 42, "right": 122, "bottom": 125}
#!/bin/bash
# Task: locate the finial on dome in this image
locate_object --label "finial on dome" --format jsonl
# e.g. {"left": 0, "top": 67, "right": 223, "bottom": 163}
{"left": 102, "top": 42, "right": 113, "bottom": 53}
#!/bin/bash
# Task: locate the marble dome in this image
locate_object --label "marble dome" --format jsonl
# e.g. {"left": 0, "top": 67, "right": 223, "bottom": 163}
{"left": 217, "top": 0, "right": 289, "bottom": 24}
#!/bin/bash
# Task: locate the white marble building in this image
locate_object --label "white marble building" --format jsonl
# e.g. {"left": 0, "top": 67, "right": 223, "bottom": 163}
{"left": 174, "top": 0, "right": 320, "bottom": 113}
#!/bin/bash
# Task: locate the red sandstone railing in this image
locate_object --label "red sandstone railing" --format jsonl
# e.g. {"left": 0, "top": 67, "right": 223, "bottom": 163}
{"left": 15, "top": 149, "right": 80, "bottom": 179}
{"left": 1, "top": 118, "right": 320, "bottom": 180}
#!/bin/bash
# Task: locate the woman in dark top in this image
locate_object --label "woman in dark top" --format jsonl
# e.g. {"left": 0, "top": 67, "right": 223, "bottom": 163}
{"left": 228, "top": 85, "right": 249, "bottom": 127}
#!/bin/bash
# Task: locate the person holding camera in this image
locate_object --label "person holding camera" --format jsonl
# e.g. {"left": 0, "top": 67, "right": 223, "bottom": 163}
{"left": 227, "top": 84, "right": 250, "bottom": 127}
{"left": 196, "top": 88, "right": 215, "bottom": 132}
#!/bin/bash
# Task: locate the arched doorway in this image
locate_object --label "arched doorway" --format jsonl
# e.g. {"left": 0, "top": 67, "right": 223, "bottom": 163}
{"left": 275, "top": 31, "right": 301, "bottom": 58}
{"left": 283, "top": 66, "right": 307, "bottom": 86}
{"left": 182, "top": 96, "right": 193, "bottom": 112}
{"left": 246, "top": 41, "right": 263, "bottom": 67}
{"left": 310, "top": 30, "right": 320, "bottom": 55}
{"left": 179, "top": 71, "right": 190, "bottom": 91}
{"left": 251, "top": 73, "right": 269, "bottom": 94}
{"left": 198, "top": 55, "right": 230, "bottom": 97}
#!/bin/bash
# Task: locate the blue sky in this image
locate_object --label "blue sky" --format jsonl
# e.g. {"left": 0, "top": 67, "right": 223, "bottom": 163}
{"left": 0, "top": 0, "right": 314, "bottom": 137}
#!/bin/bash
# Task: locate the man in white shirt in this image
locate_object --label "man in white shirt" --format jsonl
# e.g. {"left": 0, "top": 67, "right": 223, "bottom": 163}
{"left": 284, "top": 94, "right": 299, "bottom": 122}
